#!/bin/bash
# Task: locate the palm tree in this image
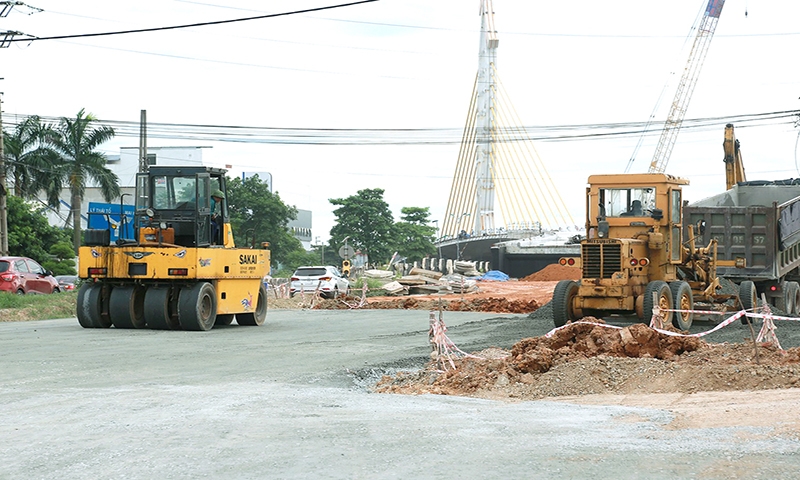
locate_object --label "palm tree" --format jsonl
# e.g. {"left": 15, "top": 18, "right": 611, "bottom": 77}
{"left": 42, "top": 109, "right": 120, "bottom": 254}
{"left": 2, "top": 115, "right": 52, "bottom": 198}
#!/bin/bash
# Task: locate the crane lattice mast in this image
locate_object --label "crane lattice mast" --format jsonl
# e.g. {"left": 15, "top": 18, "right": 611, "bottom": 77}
{"left": 648, "top": 0, "right": 725, "bottom": 173}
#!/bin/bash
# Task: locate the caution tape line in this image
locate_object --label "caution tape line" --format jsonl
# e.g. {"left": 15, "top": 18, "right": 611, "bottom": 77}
{"left": 544, "top": 309, "right": 795, "bottom": 340}
{"left": 747, "top": 312, "right": 799, "bottom": 322}
{"left": 544, "top": 321, "right": 622, "bottom": 338}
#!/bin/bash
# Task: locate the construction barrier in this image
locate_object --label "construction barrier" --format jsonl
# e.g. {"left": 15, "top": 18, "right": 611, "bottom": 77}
{"left": 544, "top": 304, "right": 791, "bottom": 350}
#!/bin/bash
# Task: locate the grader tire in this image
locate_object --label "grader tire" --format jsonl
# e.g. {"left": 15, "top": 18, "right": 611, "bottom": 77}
{"left": 643, "top": 281, "right": 673, "bottom": 327}
{"left": 669, "top": 281, "right": 694, "bottom": 330}
{"left": 552, "top": 280, "right": 579, "bottom": 328}
{"left": 237, "top": 284, "right": 268, "bottom": 326}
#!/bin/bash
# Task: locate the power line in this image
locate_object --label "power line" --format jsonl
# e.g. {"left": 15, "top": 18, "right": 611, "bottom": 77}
{"left": 51, "top": 39, "right": 418, "bottom": 80}
{"left": 4, "top": 109, "right": 797, "bottom": 146}
{"left": 5, "top": 0, "right": 378, "bottom": 43}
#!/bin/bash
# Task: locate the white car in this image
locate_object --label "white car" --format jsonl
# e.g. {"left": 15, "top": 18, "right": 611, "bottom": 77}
{"left": 290, "top": 265, "right": 350, "bottom": 298}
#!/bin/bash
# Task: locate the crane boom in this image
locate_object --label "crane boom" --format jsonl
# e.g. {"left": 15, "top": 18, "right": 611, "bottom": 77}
{"left": 648, "top": 0, "right": 725, "bottom": 173}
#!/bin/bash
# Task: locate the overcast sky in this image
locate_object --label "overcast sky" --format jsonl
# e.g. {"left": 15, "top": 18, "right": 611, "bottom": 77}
{"left": 2, "top": 0, "right": 799, "bottom": 242}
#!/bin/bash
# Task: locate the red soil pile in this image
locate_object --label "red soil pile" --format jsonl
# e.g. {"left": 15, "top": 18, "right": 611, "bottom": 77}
{"left": 509, "top": 320, "right": 703, "bottom": 373}
{"left": 520, "top": 263, "right": 581, "bottom": 282}
{"left": 376, "top": 320, "right": 800, "bottom": 398}
{"left": 314, "top": 296, "right": 541, "bottom": 314}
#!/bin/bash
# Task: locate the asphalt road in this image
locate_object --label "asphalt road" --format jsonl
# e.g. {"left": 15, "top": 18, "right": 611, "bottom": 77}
{"left": 2, "top": 309, "right": 800, "bottom": 479}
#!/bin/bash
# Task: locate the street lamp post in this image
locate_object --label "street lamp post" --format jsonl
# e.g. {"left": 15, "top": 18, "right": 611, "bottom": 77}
{"left": 313, "top": 236, "right": 325, "bottom": 264}
{"left": 432, "top": 219, "right": 441, "bottom": 260}
{"left": 451, "top": 212, "right": 470, "bottom": 261}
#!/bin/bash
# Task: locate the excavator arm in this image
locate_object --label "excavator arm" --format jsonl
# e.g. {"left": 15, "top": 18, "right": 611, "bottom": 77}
{"left": 723, "top": 123, "right": 746, "bottom": 190}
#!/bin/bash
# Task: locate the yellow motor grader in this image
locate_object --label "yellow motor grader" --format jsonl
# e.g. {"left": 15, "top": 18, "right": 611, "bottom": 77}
{"left": 77, "top": 166, "right": 270, "bottom": 331}
{"left": 553, "top": 173, "right": 747, "bottom": 330}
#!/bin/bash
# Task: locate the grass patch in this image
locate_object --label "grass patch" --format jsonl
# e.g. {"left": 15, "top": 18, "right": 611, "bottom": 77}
{"left": 350, "top": 277, "right": 395, "bottom": 297}
{"left": 0, "top": 291, "right": 78, "bottom": 322}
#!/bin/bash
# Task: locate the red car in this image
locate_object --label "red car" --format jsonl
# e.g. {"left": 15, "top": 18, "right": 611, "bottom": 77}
{"left": 0, "top": 256, "right": 61, "bottom": 294}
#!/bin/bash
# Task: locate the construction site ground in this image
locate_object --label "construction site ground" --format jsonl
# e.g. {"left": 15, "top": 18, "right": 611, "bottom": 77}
{"left": 4, "top": 264, "right": 800, "bottom": 478}
{"left": 276, "top": 263, "right": 800, "bottom": 438}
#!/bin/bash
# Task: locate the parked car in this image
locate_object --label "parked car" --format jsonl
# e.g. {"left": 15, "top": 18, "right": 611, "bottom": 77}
{"left": 290, "top": 265, "right": 350, "bottom": 298}
{"left": 55, "top": 275, "right": 79, "bottom": 292}
{"left": 0, "top": 256, "right": 61, "bottom": 294}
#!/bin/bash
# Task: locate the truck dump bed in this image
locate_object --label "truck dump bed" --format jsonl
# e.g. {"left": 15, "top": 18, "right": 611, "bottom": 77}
{"left": 685, "top": 183, "right": 800, "bottom": 282}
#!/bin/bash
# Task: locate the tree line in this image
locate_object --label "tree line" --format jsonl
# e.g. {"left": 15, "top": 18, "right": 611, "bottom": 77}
{"left": 3, "top": 111, "right": 438, "bottom": 276}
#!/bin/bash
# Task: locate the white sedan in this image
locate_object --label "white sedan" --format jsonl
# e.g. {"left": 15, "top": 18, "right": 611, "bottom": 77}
{"left": 290, "top": 265, "right": 350, "bottom": 299}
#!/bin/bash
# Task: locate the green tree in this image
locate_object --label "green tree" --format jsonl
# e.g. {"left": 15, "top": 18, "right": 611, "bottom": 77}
{"left": 277, "top": 248, "right": 322, "bottom": 277}
{"left": 329, "top": 188, "right": 394, "bottom": 264}
{"left": 225, "top": 174, "right": 301, "bottom": 265}
{"left": 43, "top": 241, "right": 77, "bottom": 275}
{"left": 2, "top": 115, "right": 52, "bottom": 197}
{"left": 389, "top": 207, "right": 437, "bottom": 263}
{"left": 39, "top": 109, "right": 120, "bottom": 254}
{"left": 6, "top": 195, "right": 74, "bottom": 273}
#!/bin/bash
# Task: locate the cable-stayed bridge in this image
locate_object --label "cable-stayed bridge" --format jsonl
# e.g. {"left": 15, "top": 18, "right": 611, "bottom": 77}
{"left": 437, "top": 0, "right": 576, "bottom": 262}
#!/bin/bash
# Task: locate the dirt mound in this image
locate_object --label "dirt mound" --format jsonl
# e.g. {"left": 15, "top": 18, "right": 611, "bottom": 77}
{"left": 313, "top": 296, "right": 541, "bottom": 314}
{"left": 376, "top": 321, "right": 800, "bottom": 399}
{"left": 509, "top": 320, "right": 703, "bottom": 373}
{"left": 520, "top": 264, "right": 580, "bottom": 282}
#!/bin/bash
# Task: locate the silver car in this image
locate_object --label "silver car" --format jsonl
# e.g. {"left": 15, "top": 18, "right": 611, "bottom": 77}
{"left": 290, "top": 265, "right": 350, "bottom": 298}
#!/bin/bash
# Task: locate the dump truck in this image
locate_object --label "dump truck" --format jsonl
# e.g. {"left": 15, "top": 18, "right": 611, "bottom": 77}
{"left": 553, "top": 173, "right": 741, "bottom": 330}
{"left": 685, "top": 181, "right": 800, "bottom": 315}
{"left": 76, "top": 165, "right": 270, "bottom": 331}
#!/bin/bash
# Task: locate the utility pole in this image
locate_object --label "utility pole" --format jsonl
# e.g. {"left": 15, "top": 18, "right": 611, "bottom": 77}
{"left": 1, "top": 3, "right": 42, "bottom": 255}
{"left": 0, "top": 85, "right": 7, "bottom": 256}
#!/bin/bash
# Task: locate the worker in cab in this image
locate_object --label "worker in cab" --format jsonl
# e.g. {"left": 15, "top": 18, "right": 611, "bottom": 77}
{"left": 211, "top": 189, "right": 225, "bottom": 245}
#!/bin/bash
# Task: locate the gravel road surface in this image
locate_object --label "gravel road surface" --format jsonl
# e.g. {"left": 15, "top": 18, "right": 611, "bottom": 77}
{"left": 2, "top": 309, "right": 800, "bottom": 479}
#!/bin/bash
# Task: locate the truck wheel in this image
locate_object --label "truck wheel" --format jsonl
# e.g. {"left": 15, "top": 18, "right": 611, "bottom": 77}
{"left": 178, "top": 282, "right": 217, "bottom": 331}
{"left": 789, "top": 282, "right": 800, "bottom": 316}
{"left": 643, "top": 281, "right": 673, "bottom": 327}
{"left": 775, "top": 282, "right": 788, "bottom": 313}
{"left": 739, "top": 280, "right": 757, "bottom": 325}
{"left": 77, "top": 283, "right": 112, "bottom": 329}
{"left": 237, "top": 284, "right": 268, "bottom": 326}
{"left": 109, "top": 285, "right": 146, "bottom": 329}
{"left": 553, "top": 280, "right": 579, "bottom": 327}
{"left": 783, "top": 281, "right": 800, "bottom": 316}
{"left": 669, "top": 281, "right": 694, "bottom": 330}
